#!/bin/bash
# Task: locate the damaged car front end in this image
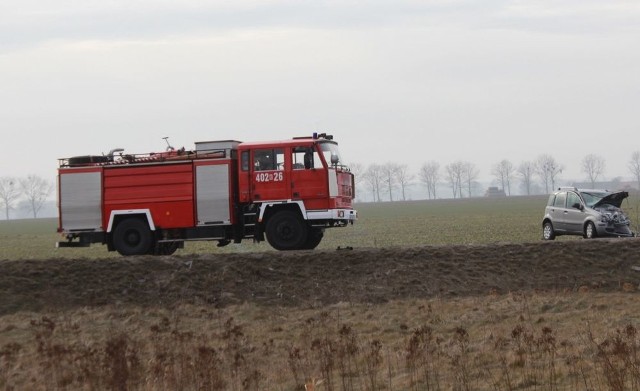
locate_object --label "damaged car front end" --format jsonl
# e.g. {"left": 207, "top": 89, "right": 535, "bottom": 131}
{"left": 584, "top": 190, "right": 634, "bottom": 238}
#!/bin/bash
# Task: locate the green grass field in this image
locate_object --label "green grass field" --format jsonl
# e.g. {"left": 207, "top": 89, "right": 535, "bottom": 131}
{"left": 2, "top": 193, "right": 639, "bottom": 260}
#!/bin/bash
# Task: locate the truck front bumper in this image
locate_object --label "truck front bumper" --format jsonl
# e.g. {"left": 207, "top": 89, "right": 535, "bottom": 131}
{"left": 307, "top": 208, "right": 357, "bottom": 223}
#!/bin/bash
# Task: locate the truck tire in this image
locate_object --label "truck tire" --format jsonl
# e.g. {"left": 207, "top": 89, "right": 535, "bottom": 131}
{"left": 113, "top": 218, "right": 153, "bottom": 255}
{"left": 265, "top": 210, "right": 308, "bottom": 250}
{"left": 302, "top": 227, "right": 324, "bottom": 250}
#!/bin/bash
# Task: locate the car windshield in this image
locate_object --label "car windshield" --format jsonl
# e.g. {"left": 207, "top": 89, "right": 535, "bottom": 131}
{"left": 580, "top": 191, "right": 610, "bottom": 208}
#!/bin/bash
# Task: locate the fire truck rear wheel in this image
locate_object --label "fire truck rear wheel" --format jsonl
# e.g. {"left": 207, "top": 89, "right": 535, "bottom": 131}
{"left": 149, "top": 242, "right": 180, "bottom": 256}
{"left": 113, "top": 218, "right": 153, "bottom": 256}
{"left": 265, "top": 210, "right": 308, "bottom": 251}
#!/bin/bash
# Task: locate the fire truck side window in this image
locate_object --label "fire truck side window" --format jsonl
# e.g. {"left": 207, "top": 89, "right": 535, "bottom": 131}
{"left": 292, "top": 147, "right": 322, "bottom": 170}
{"left": 241, "top": 151, "right": 250, "bottom": 171}
{"left": 276, "top": 149, "right": 285, "bottom": 170}
{"left": 254, "top": 149, "right": 285, "bottom": 171}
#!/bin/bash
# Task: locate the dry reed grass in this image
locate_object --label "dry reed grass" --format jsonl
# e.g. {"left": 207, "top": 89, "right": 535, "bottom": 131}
{"left": 2, "top": 291, "right": 640, "bottom": 390}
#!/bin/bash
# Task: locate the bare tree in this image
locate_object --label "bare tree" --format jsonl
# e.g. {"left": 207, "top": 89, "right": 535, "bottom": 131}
{"left": 535, "top": 154, "right": 563, "bottom": 193}
{"left": 581, "top": 154, "right": 605, "bottom": 188}
{"left": 363, "top": 164, "right": 383, "bottom": 202}
{"left": 395, "top": 164, "right": 413, "bottom": 201}
{"left": 381, "top": 163, "right": 399, "bottom": 201}
{"left": 419, "top": 161, "right": 440, "bottom": 199}
{"left": 491, "top": 160, "right": 514, "bottom": 195}
{"left": 517, "top": 161, "right": 535, "bottom": 195}
{"left": 445, "top": 161, "right": 464, "bottom": 198}
{"left": 19, "top": 175, "right": 53, "bottom": 218}
{"left": 462, "top": 162, "right": 479, "bottom": 197}
{"left": 0, "top": 177, "right": 21, "bottom": 220}
{"left": 629, "top": 151, "right": 640, "bottom": 190}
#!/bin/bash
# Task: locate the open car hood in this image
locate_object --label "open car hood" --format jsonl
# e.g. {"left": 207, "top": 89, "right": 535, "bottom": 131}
{"left": 593, "top": 191, "right": 628, "bottom": 208}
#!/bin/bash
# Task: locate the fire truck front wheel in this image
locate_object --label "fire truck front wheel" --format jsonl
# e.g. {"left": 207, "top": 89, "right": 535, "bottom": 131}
{"left": 265, "top": 210, "right": 308, "bottom": 251}
{"left": 302, "top": 227, "right": 324, "bottom": 250}
{"left": 113, "top": 218, "right": 153, "bottom": 256}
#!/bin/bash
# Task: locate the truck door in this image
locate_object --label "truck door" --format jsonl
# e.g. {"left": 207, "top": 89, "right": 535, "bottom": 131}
{"left": 289, "top": 146, "right": 328, "bottom": 206}
{"left": 251, "top": 148, "right": 288, "bottom": 201}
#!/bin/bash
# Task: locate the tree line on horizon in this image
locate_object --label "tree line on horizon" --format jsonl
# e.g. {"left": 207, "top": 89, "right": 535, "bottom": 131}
{"left": 3, "top": 151, "right": 640, "bottom": 218}
{"left": 0, "top": 175, "right": 53, "bottom": 220}
{"left": 350, "top": 151, "right": 640, "bottom": 202}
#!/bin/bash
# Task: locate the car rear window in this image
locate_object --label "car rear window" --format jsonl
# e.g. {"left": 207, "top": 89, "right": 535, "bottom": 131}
{"left": 553, "top": 192, "right": 567, "bottom": 207}
{"left": 547, "top": 194, "right": 555, "bottom": 206}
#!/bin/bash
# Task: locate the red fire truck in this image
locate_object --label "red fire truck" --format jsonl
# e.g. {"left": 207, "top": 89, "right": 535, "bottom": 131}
{"left": 57, "top": 133, "right": 356, "bottom": 255}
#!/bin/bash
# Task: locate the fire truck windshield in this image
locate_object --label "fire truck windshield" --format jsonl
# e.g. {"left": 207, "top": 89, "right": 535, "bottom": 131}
{"left": 319, "top": 142, "right": 343, "bottom": 167}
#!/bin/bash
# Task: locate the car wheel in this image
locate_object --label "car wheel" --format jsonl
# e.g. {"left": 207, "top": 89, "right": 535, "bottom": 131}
{"left": 584, "top": 222, "right": 597, "bottom": 239}
{"left": 542, "top": 221, "right": 555, "bottom": 240}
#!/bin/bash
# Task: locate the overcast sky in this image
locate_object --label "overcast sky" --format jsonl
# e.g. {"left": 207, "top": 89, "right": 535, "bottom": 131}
{"left": 1, "top": 0, "right": 639, "bottom": 187}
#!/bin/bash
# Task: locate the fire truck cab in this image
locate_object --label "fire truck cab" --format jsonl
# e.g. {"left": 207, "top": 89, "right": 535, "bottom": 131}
{"left": 57, "top": 133, "right": 356, "bottom": 255}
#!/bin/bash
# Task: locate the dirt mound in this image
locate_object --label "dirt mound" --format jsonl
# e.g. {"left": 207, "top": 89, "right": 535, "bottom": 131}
{"left": 1, "top": 239, "right": 640, "bottom": 315}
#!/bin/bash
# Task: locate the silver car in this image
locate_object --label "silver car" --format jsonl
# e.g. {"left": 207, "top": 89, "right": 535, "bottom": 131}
{"left": 542, "top": 187, "right": 634, "bottom": 240}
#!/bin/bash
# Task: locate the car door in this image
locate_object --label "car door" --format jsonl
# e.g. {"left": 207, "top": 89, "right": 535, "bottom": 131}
{"left": 563, "top": 191, "right": 585, "bottom": 234}
{"left": 549, "top": 191, "right": 568, "bottom": 232}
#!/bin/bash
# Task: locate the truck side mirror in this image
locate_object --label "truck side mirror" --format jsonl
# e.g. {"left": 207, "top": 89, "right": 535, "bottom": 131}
{"left": 331, "top": 154, "right": 339, "bottom": 165}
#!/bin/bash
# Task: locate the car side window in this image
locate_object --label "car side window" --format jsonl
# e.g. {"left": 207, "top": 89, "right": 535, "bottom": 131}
{"left": 553, "top": 192, "right": 567, "bottom": 208}
{"left": 567, "top": 192, "right": 581, "bottom": 209}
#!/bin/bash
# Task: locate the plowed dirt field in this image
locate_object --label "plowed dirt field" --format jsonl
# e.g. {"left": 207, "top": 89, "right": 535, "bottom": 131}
{"left": 2, "top": 238, "right": 640, "bottom": 315}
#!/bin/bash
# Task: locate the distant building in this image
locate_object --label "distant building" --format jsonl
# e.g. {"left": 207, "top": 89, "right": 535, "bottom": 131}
{"left": 485, "top": 187, "right": 506, "bottom": 197}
